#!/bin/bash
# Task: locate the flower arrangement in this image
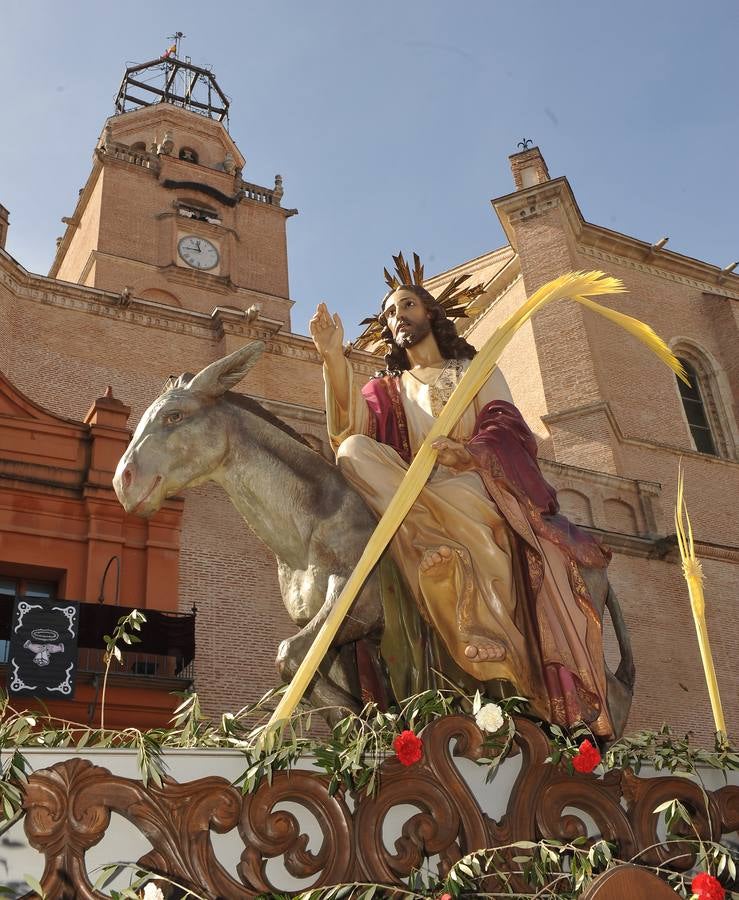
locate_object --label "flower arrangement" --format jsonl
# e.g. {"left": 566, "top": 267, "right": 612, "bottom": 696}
{"left": 691, "top": 871, "right": 726, "bottom": 900}
{"left": 474, "top": 700, "right": 505, "bottom": 734}
{"left": 393, "top": 729, "right": 423, "bottom": 766}
{"left": 571, "top": 738, "right": 602, "bottom": 774}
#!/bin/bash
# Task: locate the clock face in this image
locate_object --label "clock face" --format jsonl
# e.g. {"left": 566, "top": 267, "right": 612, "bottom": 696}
{"left": 178, "top": 235, "right": 219, "bottom": 270}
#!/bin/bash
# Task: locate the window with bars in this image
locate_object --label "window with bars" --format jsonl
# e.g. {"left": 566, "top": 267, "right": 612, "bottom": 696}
{"left": 676, "top": 359, "right": 718, "bottom": 456}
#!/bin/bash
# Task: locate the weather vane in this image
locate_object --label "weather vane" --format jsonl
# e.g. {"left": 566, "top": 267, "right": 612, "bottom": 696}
{"left": 517, "top": 138, "right": 534, "bottom": 151}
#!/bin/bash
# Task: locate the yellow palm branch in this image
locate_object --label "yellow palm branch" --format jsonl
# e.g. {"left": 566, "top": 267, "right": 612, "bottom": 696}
{"left": 268, "top": 270, "right": 685, "bottom": 727}
{"left": 675, "top": 463, "right": 727, "bottom": 741}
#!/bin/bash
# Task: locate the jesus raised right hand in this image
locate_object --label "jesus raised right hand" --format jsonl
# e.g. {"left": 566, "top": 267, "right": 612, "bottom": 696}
{"left": 309, "top": 302, "right": 344, "bottom": 360}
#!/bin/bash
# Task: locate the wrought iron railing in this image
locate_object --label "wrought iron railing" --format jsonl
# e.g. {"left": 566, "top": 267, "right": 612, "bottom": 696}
{"left": 0, "top": 644, "right": 193, "bottom": 680}
{"left": 0, "top": 597, "right": 195, "bottom": 683}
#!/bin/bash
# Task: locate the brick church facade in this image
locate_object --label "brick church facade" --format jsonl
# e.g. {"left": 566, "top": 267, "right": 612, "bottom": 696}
{"left": 428, "top": 147, "right": 738, "bottom": 741}
{"left": 0, "top": 62, "right": 736, "bottom": 739}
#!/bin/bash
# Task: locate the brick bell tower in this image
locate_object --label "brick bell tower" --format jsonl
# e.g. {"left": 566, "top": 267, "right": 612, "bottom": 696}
{"left": 49, "top": 45, "right": 297, "bottom": 326}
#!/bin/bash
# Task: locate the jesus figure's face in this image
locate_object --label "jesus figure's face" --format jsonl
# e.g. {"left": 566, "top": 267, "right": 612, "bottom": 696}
{"left": 382, "top": 288, "right": 432, "bottom": 349}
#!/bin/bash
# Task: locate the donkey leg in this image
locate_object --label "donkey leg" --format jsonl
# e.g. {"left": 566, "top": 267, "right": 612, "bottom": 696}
{"left": 275, "top": 572, "right": 383, "bottom": 722}
{"left": 276, "top": 642, "right": 361, "bottom": 724}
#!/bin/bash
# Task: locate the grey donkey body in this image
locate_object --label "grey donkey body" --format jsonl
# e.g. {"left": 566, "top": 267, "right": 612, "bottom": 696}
{"left": 114, "top": 342, "right": 385, "bottom": 720}
{"left": 114, "top": 342, "right": 634, "bottom": 734}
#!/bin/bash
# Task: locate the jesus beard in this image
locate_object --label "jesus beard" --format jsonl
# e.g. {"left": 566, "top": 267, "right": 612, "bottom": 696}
{"left": 394, "top": 317, "right": 432, "bottom": 349}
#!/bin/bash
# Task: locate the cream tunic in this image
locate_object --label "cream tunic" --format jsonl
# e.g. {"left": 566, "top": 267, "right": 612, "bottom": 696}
{"left": 326, "top": 359, "right": 546, "bottom": 704}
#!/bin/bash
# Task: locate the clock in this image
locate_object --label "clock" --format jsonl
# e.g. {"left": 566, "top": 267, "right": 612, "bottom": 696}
{"left": 177, "top": 235, "right": 219, "bottom": 270}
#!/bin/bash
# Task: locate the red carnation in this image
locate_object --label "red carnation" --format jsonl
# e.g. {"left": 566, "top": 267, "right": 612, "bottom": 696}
{"left": 571, "top": 739, "right": 601, "bottom": 774}
{"left": 691, "top": 871, "right": 724, "bottom": 900}
{"left": 393, "top": 729, "right": 423, "bottom": 766}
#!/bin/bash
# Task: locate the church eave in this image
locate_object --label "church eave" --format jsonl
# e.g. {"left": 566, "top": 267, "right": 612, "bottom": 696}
{"left": 492, "top": 177, "right": 739, "bottom": 297}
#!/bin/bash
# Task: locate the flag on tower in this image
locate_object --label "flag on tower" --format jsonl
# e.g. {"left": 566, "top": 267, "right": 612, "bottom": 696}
{"left": 160, "top": 43, "right": 177, "bottom": 59}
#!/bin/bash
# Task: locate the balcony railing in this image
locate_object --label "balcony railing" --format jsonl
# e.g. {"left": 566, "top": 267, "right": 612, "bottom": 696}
{"left": 0, "top": 597, "right": 195, "bottom": 684}
{"left": 0, "top": 644, "right": 194, "bottom": 681}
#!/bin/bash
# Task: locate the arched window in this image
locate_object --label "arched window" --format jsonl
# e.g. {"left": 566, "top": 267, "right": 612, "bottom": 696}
{"left": 670, "top": 339, "right": 737, "bottom": 460}
{"left": 179, "top": 147, "right": 198, "bottom": 164}
{"left": 676, "top": 359, "right": 717, "bottom": 455}
{"left": 130, "top": 141, "right": 146, "bottom": 152}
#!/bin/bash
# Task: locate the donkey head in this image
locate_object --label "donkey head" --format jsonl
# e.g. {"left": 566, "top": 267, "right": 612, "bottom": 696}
{"left": 113, "top": 342, "right": 265, "bottom": 516}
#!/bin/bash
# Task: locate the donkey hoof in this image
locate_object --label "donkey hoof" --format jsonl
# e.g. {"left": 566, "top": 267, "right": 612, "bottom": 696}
{"left": 275, "top": 639, "right": 299, "bottom": 681}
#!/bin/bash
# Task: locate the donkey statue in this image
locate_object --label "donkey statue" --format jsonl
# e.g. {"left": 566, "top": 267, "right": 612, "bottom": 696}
{"left": 113, "top": 342, "right": 635, "bottom": 734}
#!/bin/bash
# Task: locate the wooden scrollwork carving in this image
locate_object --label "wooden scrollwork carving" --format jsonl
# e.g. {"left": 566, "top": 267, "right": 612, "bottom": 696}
{"left": 621, "top": 768, "right": 724, "bottom": 869}
{"left": 16, "top": 717, "right": 739, "bottom": 899}
{"left": 354, "top": 715, "right": 489, "bottom": 883}
{"left": 238, "top": 770, "right": 354, "bottom": 893}
{"left": 24, "top": 758, "right": 247, "bottom": 898}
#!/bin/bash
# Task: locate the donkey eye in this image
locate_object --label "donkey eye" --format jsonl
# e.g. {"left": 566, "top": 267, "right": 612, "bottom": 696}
{"left": 164, "top": 411, "right": 183, "bottom": 425}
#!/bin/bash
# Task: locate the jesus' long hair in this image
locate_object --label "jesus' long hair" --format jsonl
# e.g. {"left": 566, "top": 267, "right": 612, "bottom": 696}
{"left": 376, "top": 285, "right": 477, "bottom": 377}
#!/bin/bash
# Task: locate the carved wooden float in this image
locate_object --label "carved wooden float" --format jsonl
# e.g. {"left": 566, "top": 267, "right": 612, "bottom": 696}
{"left": 14, "top": 716, "right": 739, "bottom": 898}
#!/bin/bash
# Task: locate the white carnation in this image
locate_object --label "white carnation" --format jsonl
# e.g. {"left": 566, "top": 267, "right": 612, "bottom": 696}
{"left": 475, "top": 702, "right": 505, "bottom": 734}
{"left": 142, "top": 883, "right": 165, "bottom": 900}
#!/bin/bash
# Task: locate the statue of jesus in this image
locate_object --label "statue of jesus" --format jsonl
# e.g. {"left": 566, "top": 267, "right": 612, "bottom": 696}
{"left": 311, "top": 255, "right": 622, "bottom": 738}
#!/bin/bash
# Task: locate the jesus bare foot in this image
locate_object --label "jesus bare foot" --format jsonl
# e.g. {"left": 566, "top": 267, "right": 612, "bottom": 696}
{"left": 464, "top": 641, "right": 506, "bottom": 662}
{"left": 419, "top": 545, "right": 454, "bottom": 575}
{"left": 418, "top": 544, "right": 506, "bottom": 670}
{"left": 418, "top": 546, "right": 458, "bottom": 624}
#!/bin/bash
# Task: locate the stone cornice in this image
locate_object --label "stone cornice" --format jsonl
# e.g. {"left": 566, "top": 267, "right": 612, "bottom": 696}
{"left": 86, "top": 249, "right": 294, "bottom": 306}
{"left": 583, "top": 528, "right": 659, "bottom": 559}
{"left": 424, "top": 244, "right": 515, "bottom": 288}
{"left": 461, "top": 260, "right": 523, "bottom": 338}
{"left": 104, "top": 105, "right": 244, "bottom": 163}
{"left": 539, "top": 456, "right": 660, "bottom": 494}
{"left": 542, "top": 400, "right": 739, "bottom": 470}
{"left": 493, "top": 178, "right": 574, "bottom": 248}
{"left": 249, "top": 395, "right": 326, "bottom": 427}
{"left": 0, "top": 464, "right": 84, "bottom": 496}
{"left": 579, "top": 244, "right": 739, "bottom": 299}
{"left": 492, "top": 177, "right": 739, "bottom": 298}
{"left": 585, "top": 526, "right": 739, "bottom": 564}
{"left": 0, "top": 251, "right": 302, "bottom": 357}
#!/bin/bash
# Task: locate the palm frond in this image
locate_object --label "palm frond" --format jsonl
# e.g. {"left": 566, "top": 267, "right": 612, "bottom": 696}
{"left": 574, "top": 294, "right": 689, "bottom": 385}
{"left": 674, "top": 462, "right": 727, "bottom": 741}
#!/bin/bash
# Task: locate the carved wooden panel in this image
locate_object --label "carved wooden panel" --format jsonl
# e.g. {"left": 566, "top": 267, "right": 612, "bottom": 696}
{"left": 18, "top": 716, "right": 739, "bottom": 898}
{"left": 580, "top": 865, "right": 681, "bottom": 899}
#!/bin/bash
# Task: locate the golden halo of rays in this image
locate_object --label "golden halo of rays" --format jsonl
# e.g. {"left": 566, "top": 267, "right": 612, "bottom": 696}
{"left": 354, "top": 251, "right": 488, "bottom": 353}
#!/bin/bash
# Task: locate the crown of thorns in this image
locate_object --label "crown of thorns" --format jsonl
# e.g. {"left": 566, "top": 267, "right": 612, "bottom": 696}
{"left": 352, "top": 252, "right": 487, "bottom": 352}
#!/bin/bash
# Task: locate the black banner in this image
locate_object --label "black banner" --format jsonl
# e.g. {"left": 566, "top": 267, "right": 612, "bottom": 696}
{"left": 8, "top": 598, "right": 80, "bottom": 699}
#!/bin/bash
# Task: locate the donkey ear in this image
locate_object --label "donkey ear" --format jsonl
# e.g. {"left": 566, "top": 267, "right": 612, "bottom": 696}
{"left": 187, "top": 342, "right": 266, "bottom": 397}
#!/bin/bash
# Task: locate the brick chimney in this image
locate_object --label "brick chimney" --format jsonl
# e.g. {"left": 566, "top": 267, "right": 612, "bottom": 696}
{"left": 0, "top": 205, "right": 9, "bottom": 249}
{"left": 509, "top": 147, "right": 550, "bottom": 191}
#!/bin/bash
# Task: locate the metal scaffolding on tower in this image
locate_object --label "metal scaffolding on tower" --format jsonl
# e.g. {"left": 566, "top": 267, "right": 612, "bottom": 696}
{"left": 113, "top": 33, "right": 230, "bottom": 127}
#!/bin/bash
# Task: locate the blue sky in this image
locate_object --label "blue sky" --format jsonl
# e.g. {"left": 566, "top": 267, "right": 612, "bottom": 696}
{"left": 2, "top": 1, "right": 737, "bottom": 338}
